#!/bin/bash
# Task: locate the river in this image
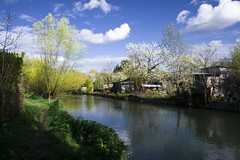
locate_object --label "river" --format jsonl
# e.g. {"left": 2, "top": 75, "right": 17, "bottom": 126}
{"left": 60, "top": 94, "right": 240, "bottom": 160}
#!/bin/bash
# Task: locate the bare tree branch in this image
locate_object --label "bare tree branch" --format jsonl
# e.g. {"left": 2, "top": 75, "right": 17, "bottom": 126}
{"left": 0, "top": 6, "right": 23, "bottom": 51}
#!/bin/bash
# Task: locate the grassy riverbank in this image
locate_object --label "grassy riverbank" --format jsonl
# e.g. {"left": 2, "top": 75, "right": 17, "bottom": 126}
{"left": 0, "top": 95, "right": 126, "bottom": 160}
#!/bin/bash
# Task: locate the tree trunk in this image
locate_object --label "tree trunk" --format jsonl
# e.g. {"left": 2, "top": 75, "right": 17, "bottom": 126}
{"left": 48, "top": 92, "right": 51, "bottom": 104}
{"left": 204, "top": 87, "right": 208, "bottom": 107}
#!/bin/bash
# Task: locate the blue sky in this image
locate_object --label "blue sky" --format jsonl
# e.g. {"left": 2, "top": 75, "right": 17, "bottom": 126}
{"left": 1, "top": 0, "right": 240, "bottom": 72}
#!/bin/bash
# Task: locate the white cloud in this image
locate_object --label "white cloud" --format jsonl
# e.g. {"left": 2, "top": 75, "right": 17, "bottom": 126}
{"left": 13, "top": 26, "right": 40, "bottom": 56}
{"left": 180, "top": 0, "right": 240, "bottom": 32}
{"left": 54, "top": 3, "right": 64, "bottom": 12}
{"left": 83, "top": 0, "right": 111, "bottom": 13}
{"left": 76, "top": 55, "right": 126, "bottom": 72}
{"left": 209, "top": 40, "right": 223, "bottom": 48}
{"left": 79, "top": 23, "right": 130, "bottom": 44}
{"left": 192, "top": 40, "right": 233, "bottom": 60}
{"left": 73, "top": 0, "right": 115, "bottom": 13}
{"left": 55, "top": 10, "right": 76, "bottom": 18}
{"left": 79, "top": 55, "right": 125, "bottom": 64}
{"left": 1, "top": 25, "right": 127, "bottom": 73}
{"left": 213, "top": 41, "right": 234, "bottom": 59}
{"left": 0, "top": 26, "right": 39, "bottom": 55}
{"left": 190, "top": 0, "right": 198, "bottom": 5}
{"left": 177, "top": 10, "right": 190, "bottom": 23}
{"left": 236, "top": 38, "right": 240, "bottom": 43}
{"left": 73, "top": 1, "right": 83, "bottom": 12}
{"left": 19, "top": 14, "right": 36, "bottom": 22}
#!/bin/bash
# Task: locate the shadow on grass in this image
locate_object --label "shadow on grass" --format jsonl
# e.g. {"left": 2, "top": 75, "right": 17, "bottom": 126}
{"left": 0, "top": 101, "right": 126, "bottom": 160}
{"left": 0, "top": 107, "right": 84, "bottom": 160}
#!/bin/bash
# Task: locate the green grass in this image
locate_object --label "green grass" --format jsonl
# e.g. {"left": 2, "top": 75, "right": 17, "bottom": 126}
{"left": 0, "top": 94, "right": 126, "bottom": 160}
{"left": 0, "top": 99, "right": 42, "bottom": 159}
{"left": 24, "top": 93, "right": 49, "bottom": 108}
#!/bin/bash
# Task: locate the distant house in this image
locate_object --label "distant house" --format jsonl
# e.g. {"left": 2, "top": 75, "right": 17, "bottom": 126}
{"left": 111, "top": 78, "right": 162, "bottom": 94}
{"left": 192, "top": 66, "right": 228, "bottom": 98}
{"left": 111, "top": 79, "right": 130, "bottom": 94}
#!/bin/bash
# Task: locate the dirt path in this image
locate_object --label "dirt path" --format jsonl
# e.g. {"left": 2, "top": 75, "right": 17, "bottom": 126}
{"left": 23, "top": 108, "right": 48, "bottom": 160}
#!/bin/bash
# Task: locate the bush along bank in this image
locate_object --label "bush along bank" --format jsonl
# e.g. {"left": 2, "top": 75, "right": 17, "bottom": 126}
{"left": 0, "top": 96, "right": 126, "bottom": 160}
{"left": 47, "top": 100, "right": 126, "bottom": 160}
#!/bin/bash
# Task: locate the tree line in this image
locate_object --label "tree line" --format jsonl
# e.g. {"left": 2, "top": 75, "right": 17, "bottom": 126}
{"left": 92, "top": 24, "right": 240, "bottom": 100}
{"left": 1, "top": 11, "right": 240, "bottom": 114}
{"left": 25, "top": 15, "right": 240, "bottom": 100}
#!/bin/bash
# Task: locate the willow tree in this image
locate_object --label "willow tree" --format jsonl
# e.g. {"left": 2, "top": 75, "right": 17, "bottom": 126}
{"left": 33, "top": 13, "right": 84, "bottom": 100}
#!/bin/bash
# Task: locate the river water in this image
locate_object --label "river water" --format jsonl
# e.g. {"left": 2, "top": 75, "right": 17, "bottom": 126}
{"left": 60, "top": 94, "right": 240, "bottom": 160}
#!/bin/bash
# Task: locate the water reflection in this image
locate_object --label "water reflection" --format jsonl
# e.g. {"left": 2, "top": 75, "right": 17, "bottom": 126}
{"left": 59, "top": 95, "right": 83, "bottom": 110}
{"left": 61, "top": 95, "right": 240, "bottom": 160}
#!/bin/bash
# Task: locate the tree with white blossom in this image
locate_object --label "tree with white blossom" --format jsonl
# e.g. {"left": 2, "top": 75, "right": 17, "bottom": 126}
{"left": 191, "top": 42, "right": 218, "bottom": 68}
{"left": 161, "top": 23, "right": 191, "bottom": 94}
{"left": 126, "top": 42, "right": 167, "bottom": 81}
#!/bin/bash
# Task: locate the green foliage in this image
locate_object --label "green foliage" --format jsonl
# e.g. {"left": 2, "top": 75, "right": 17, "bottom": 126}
{"left": 24, "top": 61, "right": 86, "bottom": 95}
{"left": 63, "top": 70, "right": 85, "bottom": 93}
{"left": 0, "top": 100, "right": 42, "bottom": 159}
{"left": 224, "top": 42, "right": 240, "bottom": 96}
{"left": 0, "top": 51, "right": 24, "bottom": 123}
{"left": 94, "top": 77, "right": 104, "bottom": 91}
{"left": 85, "top": 78, "right": 94, "bottom": 93}
{"left": 113, "top": 59, "right": 130, "bottom": 73}
{"left": 47, "top": 99, "right": 126, "bottom": 160}
{"left": 22, "top": 57, "right": 46, "bottom": 95}
{"left": 24, "top": 103, "right": 43, "bottom": 127}
{"left": 24, "top": 94, "right": 49, "bottom": 108}
{"left": 23, "top": 57, "right": 86, "bottom": 95}
{"left": 73, "top": 120, "right": 126, "bottom": 160}
{"left": 1, "top": 96, "right": 126, "bottom": 159}
{"left": 139, "top": 91, "right": 169, "bottom": 99}
{"left": 0, "top": 52, "right": 24, "bottom": 91}
{"left": 230, "top": 42, "right": 240, "bottom": 74}
{"left": 47, "top": 100, "right": 76, "bottom": 145}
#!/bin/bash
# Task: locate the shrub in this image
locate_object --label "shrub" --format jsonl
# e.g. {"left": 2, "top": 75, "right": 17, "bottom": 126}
{"left": 73, "top": 119, "right": 126, "bottom": 160}
{"left": 0, "top": 51, "right": 24, "bottom": 124}
{"left": 47, "top": 100, "right": 126, "bottom": 160}
{"left": 47, "top": 100, "right": 76, "bottom": 145}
